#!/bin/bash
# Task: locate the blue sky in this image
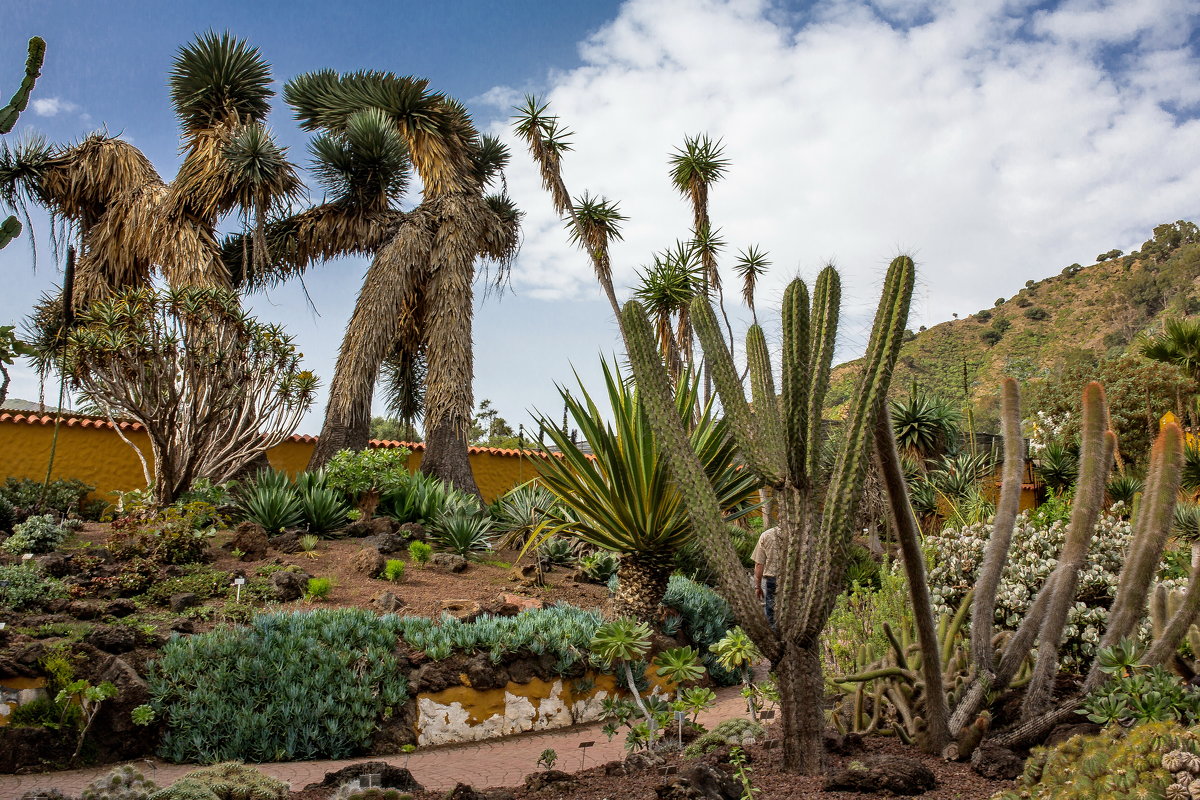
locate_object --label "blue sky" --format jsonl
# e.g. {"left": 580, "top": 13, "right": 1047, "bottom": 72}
{"left": 2, "top": 0, "right": 1199, "bottom": 435}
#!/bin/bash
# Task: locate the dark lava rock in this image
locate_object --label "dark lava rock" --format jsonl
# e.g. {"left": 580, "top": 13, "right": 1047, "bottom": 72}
{"left": 344, "top": 517, "right": 397, "bottom": 538}
{"left": 429, "top": 552, "right": 468, "bottom": 573}
{"left": 269, "top": 569, "right": 310, "bottom": 602}
{"left": 824, "top": 754, "right": 937, "bottom": 795}
{"left": 363, "top": 531, "right": 407, "bottom": 554}
{"left": 398, "top": 521, "right": 425, "bottom": 541}
{"left": 447, "top": 783, "right": 485, "bottom": 800}
{"left": 170, "top": 618, "right": 195, "bottom": 634}
{"left": 971, "top": 743, "right": 1025, "bottom": 780}
{"left": 270, "top": 530, "right": 303, "bottom": 554}
{"left": 302, "top": 761, "right": 423, "bottom": 793}
{"left": 227, "top": 521, "right": 269, "bottom": 561}
{"left": 169, "top": 592, "right": 201, "bottom": 613}
{"left": 465, "top": 652, "right": 509, "bottom": 691}
{"left": 373, "top": 591, "right": 405, "bottom": 613}
{"left": 105, "top": 598, "right": 138, "bottom": 617}
{"left": 625, "top": 751, "right": 665, "bottom": 772}
{"left": 1045, "top": 721, "right": 1102, "bottom": 747}
{"left": 655, "top": 764, "right": 742, "bottom": 800}
{"left": 351, "top": 547, "right": 386, "bottom": 577}
{"left": 824, "top": 730, "right": 864, "bottom": 755}
{"left": 409, "top": 657, "right": 464, "bottom": 693}
{"left": 85, "top": 624, "right": 139, "bottom": 654}
{"left": 524, "top": 770, "right": 577, "bottom": 792}
{"left": 64, "top": 599, "right": 107, "bottom": 620}
{"left": 34, "top": 551, "right": 72, "bottom": 577}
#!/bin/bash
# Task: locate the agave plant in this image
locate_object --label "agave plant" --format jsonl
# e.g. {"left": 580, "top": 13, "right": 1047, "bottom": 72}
{"left": 430, "top": 512, "right": 494, "bottom": 557}
{"left": 530, "top": 360, "right": 761, "bottom": 621}
{"left": 890, "top": 386, "right": 961, "bottom": 464}
{"left": 235, "top": 472, "right": 303, "bottom": 535}
{"left": 1106, "top": 473, "right": 1144, "bottom": 510}
{"left": 928, "top": 450, "right": 996, "bottom": 499}
{"left": 1036, "top": 441, "right": 1079, "bottom": 493}
{"left": 491, "top": 481, "right": 561, "bottom": 549}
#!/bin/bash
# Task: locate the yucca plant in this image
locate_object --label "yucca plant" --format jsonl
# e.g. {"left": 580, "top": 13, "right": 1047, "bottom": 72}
{"left": 1107, "top": 473, "right": 1144, "bottom": 510}
{"left": 491, "top": 481, "right": 561, "bottom": 549}
{"left": 1036, "top": 441, "right": 1079, "bottom": 493}
{"left": 890, "top": 386, "right": 961, "bottom": 464}
{"left": 430, "top": 513, "right": 494, "bottom": 557}
{"left": 529, "top": 360, "right": 760, "bottom": 621}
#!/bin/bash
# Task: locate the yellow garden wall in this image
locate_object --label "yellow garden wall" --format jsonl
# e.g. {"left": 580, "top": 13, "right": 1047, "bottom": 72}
{"left": 0, "top": 413, "right": 538, "bottom": 505}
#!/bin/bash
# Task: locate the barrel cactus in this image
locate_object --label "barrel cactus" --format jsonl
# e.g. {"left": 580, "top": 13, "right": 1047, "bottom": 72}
{"left": 82, "top": 765, "right": 158, "bottom": 800}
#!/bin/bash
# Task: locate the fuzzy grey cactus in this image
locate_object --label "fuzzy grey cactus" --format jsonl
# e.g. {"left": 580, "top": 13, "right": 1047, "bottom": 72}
{"left": 81, "top": 765, "right": 158, "bottom": 800}
{"left": 622, "top": 255, "right": 915, "bottom": 772}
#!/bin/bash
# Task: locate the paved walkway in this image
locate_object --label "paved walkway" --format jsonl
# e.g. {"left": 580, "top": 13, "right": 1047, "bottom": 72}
{"left": 1, "top": 687, "right": 755, "bottom": 797}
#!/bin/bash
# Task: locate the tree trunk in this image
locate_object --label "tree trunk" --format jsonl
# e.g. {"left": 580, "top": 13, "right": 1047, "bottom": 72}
{"left": 775, "top": 640, "right": 825, "bottom": 774}
{"left": 612, "top": 552, "right": 672, "bottom": 622}
{"left": 418, "top": 193, "right": 481, "bottom": 497}
{"left": 309, "top": 220, "right": 430, "bottom": 470}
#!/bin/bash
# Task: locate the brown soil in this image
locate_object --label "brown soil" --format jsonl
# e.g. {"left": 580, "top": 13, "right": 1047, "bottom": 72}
{"left": 63, "top": 523, "right": 610, "bottom": 621}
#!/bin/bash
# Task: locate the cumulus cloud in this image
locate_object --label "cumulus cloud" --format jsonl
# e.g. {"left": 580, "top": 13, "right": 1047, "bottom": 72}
{"left": 482, "top": 0, "right": 1200, "bottom": 353}
{"left": 31, "top": 97, "right": 79, "bottom": 117}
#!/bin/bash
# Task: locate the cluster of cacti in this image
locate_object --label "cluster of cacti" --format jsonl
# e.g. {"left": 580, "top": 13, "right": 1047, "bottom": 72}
{"left": 82, "top": 765, "right": 158, "bottom": 800}
{"left": 992, "top": 722, "right": 1199, "bottom": 800}
{"left": 682, "top": 718, "right": 765, "bottom": 758}
{"left": 147, "top": 763, "right": 287, "bottom": 800}
{"left": 1153, "top": 584, "right": 1200, "bottom": 675}
{"left": 1163, "top": 749, "right": 1200, "bottom": 800}
{"left": 0, "top": 36, "right": 44, "bottom": 250}
{"left": 829, "top": 594, "right": 1014, "bottom": 752}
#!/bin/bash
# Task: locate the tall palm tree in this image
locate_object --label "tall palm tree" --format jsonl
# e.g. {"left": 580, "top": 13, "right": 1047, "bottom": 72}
{"left": 0, "top": 33, "right": 300, "bottom": 310}
{"left": 234, "top": 72, "right": 520, "bottom": 493}
{"left": 1142, "top": 317, "right": 1200, "bottom": 427}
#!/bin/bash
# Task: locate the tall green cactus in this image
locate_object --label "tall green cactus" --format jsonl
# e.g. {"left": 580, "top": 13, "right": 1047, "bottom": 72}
{"left": 0, "top": 36, "right": 45, "bottom": 250}
{"left": 622, "top": 255, "right": 916, "bottom": 773}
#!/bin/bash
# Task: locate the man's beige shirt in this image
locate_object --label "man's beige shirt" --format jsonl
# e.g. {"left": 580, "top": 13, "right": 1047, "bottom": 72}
{"left": 751, "top": 526, "right": 781, "bottom": 578}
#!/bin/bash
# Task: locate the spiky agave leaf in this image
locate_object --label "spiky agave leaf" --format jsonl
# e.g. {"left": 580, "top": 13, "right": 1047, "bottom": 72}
{"left": 169, "top": 32, "right": 273, "bottom": 133}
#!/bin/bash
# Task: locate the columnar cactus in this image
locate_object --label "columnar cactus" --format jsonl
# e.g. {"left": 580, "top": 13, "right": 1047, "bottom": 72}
{"left": 622, "top": 255, "right": 916, "bottom": 773}
{"left": 0, "top": 36, "right": 45, "bottom": 249}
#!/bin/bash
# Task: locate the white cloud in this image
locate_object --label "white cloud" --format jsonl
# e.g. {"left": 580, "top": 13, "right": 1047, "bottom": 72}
{"left": 31, "top": 97, "right": 80, "bottom": 117}
{"left": 484, "top": 0, "right": 1200, "bottom": 356}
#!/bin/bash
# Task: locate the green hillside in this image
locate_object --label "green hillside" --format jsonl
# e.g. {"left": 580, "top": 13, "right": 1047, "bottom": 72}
{"left": 828, "top": 221, "right": 1200, "bottom": 458}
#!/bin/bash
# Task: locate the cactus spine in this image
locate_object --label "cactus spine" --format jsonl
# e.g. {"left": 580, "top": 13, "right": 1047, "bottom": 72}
{"left": 0, "top": 37, "right": 45, "bottom": 250}
{"left": 623, "top": 255, "right": 915, "bottom": 773}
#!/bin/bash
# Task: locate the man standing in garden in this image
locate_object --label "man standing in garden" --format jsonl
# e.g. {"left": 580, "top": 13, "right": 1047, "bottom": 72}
{"left": 752, "top": 526, "right": 780, "bottom": 626}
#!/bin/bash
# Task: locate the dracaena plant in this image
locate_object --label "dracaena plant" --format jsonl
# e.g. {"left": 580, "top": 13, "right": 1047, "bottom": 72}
{"left": 62, "top": 287, "right": 317, "bottom": 506}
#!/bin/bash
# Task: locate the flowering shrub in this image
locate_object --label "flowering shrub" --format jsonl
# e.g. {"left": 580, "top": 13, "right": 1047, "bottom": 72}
{"left": 927, "top": 508, "right": 1165, "bottom": 669}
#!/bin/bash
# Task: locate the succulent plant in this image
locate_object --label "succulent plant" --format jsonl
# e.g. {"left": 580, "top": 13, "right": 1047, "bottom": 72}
{"left": 82, "top": 765, "right": 158, "bottom": 800}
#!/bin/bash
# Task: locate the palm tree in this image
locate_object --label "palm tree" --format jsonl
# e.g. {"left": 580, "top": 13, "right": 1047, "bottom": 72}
{"left": 231, "top": 72, "right": 520, "bottom": 493}
{"left": 1142, "top": 317, "right": 1200, "bottom": 426}
{"left": 530, "top": 360, "right": 761, "bottom": 621}
{"left": 0, "top": 33, "right": 300, "bottom": 310}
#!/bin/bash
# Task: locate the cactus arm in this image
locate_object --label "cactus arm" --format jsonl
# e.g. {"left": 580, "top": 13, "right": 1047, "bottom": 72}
{"left": 1146, "top": 561, "right": 1200, "bottom": 666}
{"left": 804, "top": 265, "right": 840, "bottom": 480}
{"left": 621, "top": 298, "right": 778, "bottom": 654}
{"left": 1021, "top": 382, "right": 1115, "bottom": 719}
{"left": 800, "top": 255, "right": 914, "bottom": 638}
{"left": 692, "top": 294, "right": 785, "bottom": 483}
{"left": 781, "top": 278, "right": 811, "bottom": 481}
{"left": 0, "top": 37, "right": 45, "bottom": 135}
{"left": 971, "top": 378, "right": 1023, "bottom": 672}
{"left": 746, "top": 323, "right": 785, "bottom": 474}
{"left": 1104, "top": 422, "right": 1184, "bottom": 660}
{"left": 873, "top": 407, "right": 950, "bottom": 752}
{"left": 0, "top": 216, "right": 21, "bottom": 249}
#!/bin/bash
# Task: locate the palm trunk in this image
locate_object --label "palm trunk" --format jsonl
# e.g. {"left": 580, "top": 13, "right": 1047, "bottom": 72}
{"left": 310, "top": 217, "right": 430, "bottom": 470}
{"left": 613, "top": 552, "right": 672, "bottom": 622}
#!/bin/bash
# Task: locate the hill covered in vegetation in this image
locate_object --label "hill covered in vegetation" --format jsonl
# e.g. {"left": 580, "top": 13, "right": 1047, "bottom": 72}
{"left": 828, "top": 221, "right": 1200, "bottom": 464}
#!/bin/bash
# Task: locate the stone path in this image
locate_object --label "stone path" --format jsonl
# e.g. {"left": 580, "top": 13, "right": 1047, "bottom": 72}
{"left": 1, "top": 686, "right": 755, "bottom": 797}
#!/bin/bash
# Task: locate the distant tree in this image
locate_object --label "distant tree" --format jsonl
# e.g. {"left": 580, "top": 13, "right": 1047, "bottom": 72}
{"left": 994, "top": 298, "right": 1006, "bottom": 306}
{"left": 1024, "top": 307, "right": 1050, "bottom": 321}
{"left": 975, "top": 309, "right": 993, "bottom": 322}
{"left": 469, "top": 399, "right": 520, "bottom": 448}
{"left": 369, "top": 416, "right": 421, "bottom": 443}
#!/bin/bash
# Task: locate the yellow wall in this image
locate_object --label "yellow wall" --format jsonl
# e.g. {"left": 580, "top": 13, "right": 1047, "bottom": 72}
{"left": 0, "top": 416, "right": 538, "bottom": 505}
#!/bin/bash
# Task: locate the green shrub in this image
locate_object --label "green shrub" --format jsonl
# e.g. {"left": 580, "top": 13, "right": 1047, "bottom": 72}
{"left": 662, "top": 576, "right": 739, "bottom": 686}
{"left": 430, "top": 513, "right": 493, "bottom": 557}
{"left": 992, "top": 721, "right": 1196, "bottom": 800}
{"left": 234, "top": 474, "right": 303, "bottom": 535}
{"left": 407, "top": 540, "right": 432, "bottom": 566}
{"left": 304, "top": 576, "right": 332, "bottom": 601}
{"left": 297, "top": 483, "right": 349, "bottom": 536}
{"left": 383, "top": 559, "right": 405, "bottom": 582}
{"left": 148, "top": 763, "right": 286, "bottom": 800}
{"left": 324, "top": 449, "right": 411, "bottom": 514}
{"left": 82, "top": 764, "right": 158, "bottom": 800}
{"left": 2, "top": 513, "right": 68, "bottom": 554}
{"left": 0, "top": 495, "right": 15, "bottom": 533}
{"left": 0, "top": 476, "right": 96, "bottom": 517}
{"left": 107, "top": 502, "right": 219, "bottom": 565}
{"left": 378, "top": 470, "right": 474, "bottom": 525}
{"left": 147, "top": 610, "right": 410, "bottom": 763}
{"left": 1024, "top": 306, "right": 1050, "bottom": 320}
{"left": 143, "top": 564, "right": 232, "bottom": 606}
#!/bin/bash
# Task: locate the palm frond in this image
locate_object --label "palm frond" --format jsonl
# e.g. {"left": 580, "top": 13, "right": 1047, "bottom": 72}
{"left": 733, "top": 245, "right": 770, "bottom": 311}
